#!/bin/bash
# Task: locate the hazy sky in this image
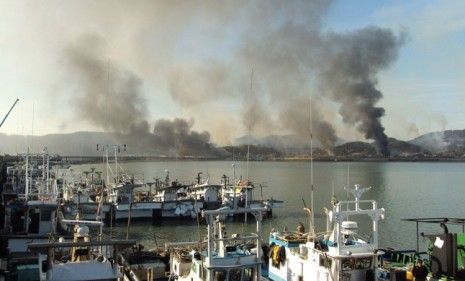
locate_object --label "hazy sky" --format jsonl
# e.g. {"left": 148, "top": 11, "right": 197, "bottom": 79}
{"left": 0, "top": 0, "right": 464, "bottom": 144}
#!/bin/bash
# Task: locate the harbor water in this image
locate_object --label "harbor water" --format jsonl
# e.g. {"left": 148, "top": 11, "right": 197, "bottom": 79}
{"left": 72, "top": 160, "right": 465, "bottom": 252}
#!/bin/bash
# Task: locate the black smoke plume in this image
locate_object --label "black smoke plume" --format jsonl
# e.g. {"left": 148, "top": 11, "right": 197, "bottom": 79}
{"left": 316, "top": 27, "right": 405, "bottom": 156}
{"left": 54, "top": 1, "right": 405, "bottom": 156}
{"left": 165, "top": 2, "right": 404, "bottom": 155}
{"left": 64, "top": 34, "right": 224, "bottom": 157}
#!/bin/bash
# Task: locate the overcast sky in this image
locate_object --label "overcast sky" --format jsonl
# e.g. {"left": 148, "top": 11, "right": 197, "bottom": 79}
{"left": 0, "top": 0, "right": 464, "bottom": 145}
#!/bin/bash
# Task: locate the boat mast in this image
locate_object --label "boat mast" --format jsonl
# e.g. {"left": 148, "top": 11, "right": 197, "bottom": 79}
{"left": 25, "top": 147, "right": 29, "bottom": 198}
{"left": 42, "top": 149, "right": 46, "bottom": 180}
{"left": 309, "top": 95, "right": 315, "bottom": 239}
{"left": 31, "top": 102, "right": 35, "bottom": 153}
{"left": 246, "top": 69, "right": 254, "bottom": 182}
{"left": 245, "top": 69, "right": 254, "bottom": 224}
{"left": 114, "top": 146, "right": 118, "bottom": 183}
{"left": 44, "top": 147, "right": 50, "bottom": 192}
{"left": 232, "top": 163, "right": 237, "bottom": 210}
{"left": 105, "top": 147, "right": 110, "bottom": 185}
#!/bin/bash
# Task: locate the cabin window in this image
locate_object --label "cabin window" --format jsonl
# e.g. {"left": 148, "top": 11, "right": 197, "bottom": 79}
{"left": 230, "top": 269, "right": 241, "bottom": 281}
{"left": 341, "top": 258, "right": 354, "bottom": 271}
{"left": 243, "top": 267, "right": 255, "bottom": 281}
{"left": 355, "top": 257, "right": 372, "bottom": 270}
{"left": 40, "top": 209, "right": 52, "bottom": 221}
{"left": 319, "top": 256, "right": 332, "bottom": 269}
{"left": 214, "top": 270, "right": 226, "bottom": 281}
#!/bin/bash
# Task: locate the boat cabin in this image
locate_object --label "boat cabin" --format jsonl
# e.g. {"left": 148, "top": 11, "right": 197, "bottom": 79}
{"left": 168, "top": 208, "right": 266, "bottom": 281}
{"left": 268, "top": 185, "right": 385, "bottom": 281}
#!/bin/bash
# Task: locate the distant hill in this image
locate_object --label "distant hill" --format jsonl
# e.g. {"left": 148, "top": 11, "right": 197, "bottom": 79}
{"left": 333, "top": 141, "right": 377, "bottom": 157}
{"left": 234, "top": 134, "right": 312, "bottom": 154}
{"left": 234, "top": 134, "right": 345, "bottom": 154}
{"left": 1, "top": 129, "right": 465, "bottom": 159}
{"left": 331, "top": 138, "right": 424, "bottom": 157}
{"left": 222, "top": 144, "right": 282, "bottom": 160}
{"left": 409, "top": 130, "right": 465, "bottom": 154}
{"left": 388, "top": 138, "right": 424, "bottom": 156}
{"left": 0, "top": 131, "right": 119, "bottom": 156}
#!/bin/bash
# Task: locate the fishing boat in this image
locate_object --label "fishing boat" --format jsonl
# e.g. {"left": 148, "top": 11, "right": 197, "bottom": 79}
{"left": 221, "top": 178, "right": 281, "bottom": 219}
{"left": 267, "top": 184, "right": 385, "bottom": 281}
{"left": 166, "top": 207, "right": 267, "bottom": 281}
{"left": 376, "top": 217, "right": 465, "bottom": 281}
{"left": 150, "top": 171, "right": 203, "bottom": 219}
{"left": 61, "top": 168, "right": 112, "bottom": 222}
{"left": 27, "top": 219, "right": 135, "bottom": 281}
{"left": 189, "top": 172, "right": 222, "bottom": 210}
{"left": 119, "top": 244, "right": 170, "bottom": 281}
{"left": 0, "top": 149, "right": 71, "bottom": 280}
{"left": 107, "top": 178, "right": 163, "bottom": 222}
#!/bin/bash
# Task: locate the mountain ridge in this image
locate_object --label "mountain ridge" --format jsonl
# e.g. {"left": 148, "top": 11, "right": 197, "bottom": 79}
{"left": 1, "top": 129, "right": 465, "bottom": 158}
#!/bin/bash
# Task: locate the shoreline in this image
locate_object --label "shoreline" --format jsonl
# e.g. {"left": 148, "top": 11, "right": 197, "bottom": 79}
{"left": 2, "top": 155, "right": 464, "bottom": 165}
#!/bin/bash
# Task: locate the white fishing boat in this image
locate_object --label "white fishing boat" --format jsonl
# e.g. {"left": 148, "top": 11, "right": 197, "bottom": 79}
{"left": 61, "top": 178, "right": 113, "bottom": 222}
{"left": 189, "top": 172, "right": 222, "bottom": 210}
{"left": 150, "top": 171, "right": 203, "bottom": 219}
{"left": 221, "top": 179, "right": 281, "bottom": 219}
{"left": 108, "top": 180, "right": 163, "bottom": 221}
{"left": 267, "top": 185, "right": 385, "bottom": 281}
{"left": 28, "top": 219, "right": 135, "bottom": 281}
{"left": 166, "top": 207, "right": 267, "bottom": 281}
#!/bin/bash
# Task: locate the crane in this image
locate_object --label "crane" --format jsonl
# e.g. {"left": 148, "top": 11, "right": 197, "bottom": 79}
{"left": 0, "top": 98, "right": 20, "bottom": 129}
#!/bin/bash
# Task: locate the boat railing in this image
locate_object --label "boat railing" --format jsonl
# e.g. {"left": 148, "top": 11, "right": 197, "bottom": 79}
{"left": 336, "top": 199, "right": 378, "bottom": 212}
{"left": 165, "top": 241, "right": 206, "bottom": 251}
{"left": 212, "top": 234, "right": 259, "bottom": 242}
{"left": 28, "top": 239, "right": 137, "bottom": 250}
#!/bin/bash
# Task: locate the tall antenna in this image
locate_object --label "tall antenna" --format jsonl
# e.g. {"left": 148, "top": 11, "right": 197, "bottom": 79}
{"left": 25, "top": 147, "right": 29, "bottom": 198}
{"left": 244, "top": 68, "right": 254, "bottom": 225}
{"left": 246, "top": 68, "right": 254, "bottom": 181}
{"left": 106, "top": 60, "right": 110, "bottom": 130}
{"left": 346, "top": 162, "right": 350, "bottom": 199}
{"left": 309, "top": 95, "right": 315, "bottom": 239}
{"left": 31, "top": 102, "right": 35, "bottom": 153}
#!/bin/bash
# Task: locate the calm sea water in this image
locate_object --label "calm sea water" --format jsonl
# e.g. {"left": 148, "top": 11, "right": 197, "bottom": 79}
{"left": 72, "top": 161, "right": 465, "bottom": 251}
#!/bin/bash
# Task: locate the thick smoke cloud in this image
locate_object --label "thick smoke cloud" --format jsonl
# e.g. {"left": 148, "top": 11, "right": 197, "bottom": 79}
{"left": 164, "top": 1, "right": 404, "bottom": 155}
{"left": 51, "top": 0, "right": 404, "bottom": 156}
{"left": 280, "top": 98, "right": 338, "bottom": 154}
{"left": 317, "top": 28, "right": 405, "bottom": 156}
{"left": 64, "top": 34, "right": 223, "bottom": 156}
